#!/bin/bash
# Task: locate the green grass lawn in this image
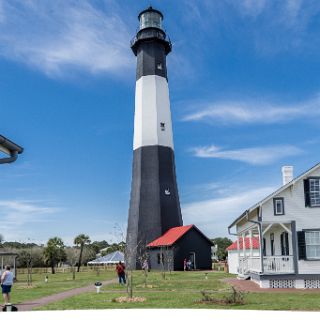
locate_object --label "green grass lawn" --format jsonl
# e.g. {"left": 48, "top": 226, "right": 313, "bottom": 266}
{"left": 12, "top": 269, "right": 115, "bottom": 304}
{"left": 12, "top": 270, "right": 320, "bottom": 311}
{"left": 34, "top": 271, "right": 320, "bottom": 311}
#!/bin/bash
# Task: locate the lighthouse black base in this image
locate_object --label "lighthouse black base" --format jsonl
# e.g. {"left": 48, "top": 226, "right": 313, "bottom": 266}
{"left": 126, "top": 145, "right": 183, "bottom": 269}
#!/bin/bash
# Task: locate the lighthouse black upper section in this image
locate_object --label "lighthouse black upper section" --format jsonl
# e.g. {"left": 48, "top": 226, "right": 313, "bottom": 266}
{"left": 131, "top": 28, "right": 171, "bottom": 81}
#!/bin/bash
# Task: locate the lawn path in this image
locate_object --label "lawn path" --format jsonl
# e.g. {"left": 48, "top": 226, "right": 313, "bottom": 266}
{"left": 1, "top": 278, "right": 117, "bottom": 312}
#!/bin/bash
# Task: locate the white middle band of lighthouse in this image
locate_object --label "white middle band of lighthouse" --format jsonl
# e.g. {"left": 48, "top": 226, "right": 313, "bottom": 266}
{"left": 133, "top": 75, "right": 174, "bottom": 151}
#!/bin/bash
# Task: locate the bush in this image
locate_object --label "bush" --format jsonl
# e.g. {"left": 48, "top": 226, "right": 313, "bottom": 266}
{"left": 199, "top": 287, "right": 245, "bottom": 305}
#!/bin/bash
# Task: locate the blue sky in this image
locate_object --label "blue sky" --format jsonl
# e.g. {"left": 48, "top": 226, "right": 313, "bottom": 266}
{"left": 1, "top": 0, "right": 320, "bottom": 245}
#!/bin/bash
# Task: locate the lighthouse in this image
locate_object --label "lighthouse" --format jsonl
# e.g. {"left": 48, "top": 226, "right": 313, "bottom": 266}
{"left": 126, "top": 7, "right": 183, "bottom": 269}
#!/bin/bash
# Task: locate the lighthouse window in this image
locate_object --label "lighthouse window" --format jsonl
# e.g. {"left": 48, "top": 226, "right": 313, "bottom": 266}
{"left": 160, "top": 122, "right": 165, "bottom": 131}
{"left": 157, "top": 63, "right": 163, "bottom": 70}
{"left": 140, "top": 11, "right": 162, "bottom": 30}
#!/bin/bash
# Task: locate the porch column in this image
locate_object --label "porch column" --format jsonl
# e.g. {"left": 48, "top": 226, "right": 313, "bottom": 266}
{"left": 237, "top": 234, "right": 241, "bottom": 274}
{"left": 249, "top": 230, "right": 253, "bottom": 257}
{"left": 242, "top": 232, "right": 246, "bottom": 274}
{"left": 258, "top": 223, "right": 264, "bottom": 273}
{"left": 291, "top": 221, "right": 299, "bottom": 274}
{"left": 242, "top": 232, "right": 246, "bottom": 259}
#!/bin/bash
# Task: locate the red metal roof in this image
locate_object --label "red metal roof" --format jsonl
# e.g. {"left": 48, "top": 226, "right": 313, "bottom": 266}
{"left": 227, "top": 237, "right": 260, "bottom": 251}
{"left": 147, "top": 225, "right": 194, "bottom": 247}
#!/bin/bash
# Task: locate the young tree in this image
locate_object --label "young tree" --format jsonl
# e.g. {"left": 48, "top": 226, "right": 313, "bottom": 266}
{"left": 43, "top": 237, "right": 66, "bottom": 274}
{"left": 66, "top": 247, "right": 79, "bottom": 280}
{"left": 212, "top": 237, "right": 233, "bottom": 260}
{"left": 74, "top": 234, "right": 91, "bottom": 272}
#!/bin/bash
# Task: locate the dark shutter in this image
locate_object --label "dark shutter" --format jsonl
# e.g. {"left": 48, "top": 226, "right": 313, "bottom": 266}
{"left": 304, "top": 179, "right": 310, "bottom": 207}
{"left": 281, "top": 232, "right": 289, "bottom": 255}
{"left": 297, "top": 231, "right": 306, "bottom": 260}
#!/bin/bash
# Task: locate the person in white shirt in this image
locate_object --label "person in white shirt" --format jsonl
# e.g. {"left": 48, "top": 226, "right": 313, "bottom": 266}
{"left": 1, "top": 265, "right": 14, "bottom": 305}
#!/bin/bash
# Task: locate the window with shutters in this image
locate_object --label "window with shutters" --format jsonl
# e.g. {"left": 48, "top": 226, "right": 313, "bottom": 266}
{"left": 304, "top": 178, "right": 320, "bottom": 207}
{"left": 305, "top": 231, "right": 320, "bottom": 259}
{"left": 309, "top": 178, "right": 320, "bottom": 206}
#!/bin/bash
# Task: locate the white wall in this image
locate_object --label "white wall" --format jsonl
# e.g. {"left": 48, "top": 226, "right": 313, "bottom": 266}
{"left": 262, "top": 166, "right": 320, "bottom": 229}
{"left": 228, "top": 250, "right": 260, "bottom": 274}
{"left": 134, "top": 75, "right": 174, "bottom": 150}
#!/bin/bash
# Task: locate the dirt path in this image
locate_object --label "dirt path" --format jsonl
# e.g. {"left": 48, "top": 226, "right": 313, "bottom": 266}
{"left": 1, "top": 279, "right": 117, "bottom": 312}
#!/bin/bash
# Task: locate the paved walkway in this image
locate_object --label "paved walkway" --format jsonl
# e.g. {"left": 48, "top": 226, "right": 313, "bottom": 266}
{"left": 223, "top": 278, "right": 320, "bottom": 293}
{"left": 1, "top": 279, "right": 117, "bottom": 312}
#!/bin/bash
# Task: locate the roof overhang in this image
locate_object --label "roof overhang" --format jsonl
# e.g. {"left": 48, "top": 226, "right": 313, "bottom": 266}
{"left": 0, "top": 135, "right": 23, "bottom": 164}
{"left": 228, "top": 162, "right": 320, "bottom": 229}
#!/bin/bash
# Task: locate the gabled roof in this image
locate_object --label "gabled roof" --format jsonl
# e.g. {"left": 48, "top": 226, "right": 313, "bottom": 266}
{"left": 227, "top": 237, "right": 260, "bottom": 251}
{"left": 87, "top": 250, "right": 124, "bottom": 264}
{"left": 147, "top": 224, "right": 213, "bottom": 247}
{"left": 228, "top": 162, "right": 320, "bottom": 229}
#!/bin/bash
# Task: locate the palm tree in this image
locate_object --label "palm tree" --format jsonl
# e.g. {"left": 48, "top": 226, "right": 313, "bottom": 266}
{"left": 74, "top": 234, "right": 91, "bottom": 272}
{"left": 43, "top": 237, "right": 65, "bottom": 274}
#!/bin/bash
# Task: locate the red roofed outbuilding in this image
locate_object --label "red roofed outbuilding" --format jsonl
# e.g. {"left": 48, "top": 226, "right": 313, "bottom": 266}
{"left": 146, "top": 224, "right": 213, "bottom": 271}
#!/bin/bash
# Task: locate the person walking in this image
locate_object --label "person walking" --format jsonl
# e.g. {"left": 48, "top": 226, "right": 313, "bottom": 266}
{"left": 142, "top": 259, "right": 149, "bottom": 272}
{"left": 116, "top": 261, "right": 126, "bottom": 285}
{"left": 1, "top": 265, "right": 14, "bottom": 305}
{"left": 183, "top": 258, "right": 187, "bottom": 271}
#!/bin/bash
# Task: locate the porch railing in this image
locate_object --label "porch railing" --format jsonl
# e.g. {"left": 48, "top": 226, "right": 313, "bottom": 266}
{"left": 239, "top": 255, "right": 294, "bottom": 275}
{"left": 263, "top": 255, "right": 294, "bottom": 274}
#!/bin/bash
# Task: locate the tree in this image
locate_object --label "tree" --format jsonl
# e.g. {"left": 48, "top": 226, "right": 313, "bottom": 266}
{"left": 212, "top": 237, "right": 233, "bottom": 260}
{"left": 65, "top": 247, "right": 79, "bottom": 280}
{"left": 0, "top": 234, "right": 3, "bottom": 247}
{"left": 74, "top": 234, "right": 91, "bottom": 272}
{"left": 43, "top": 237, "right": 66, "bottom": 274}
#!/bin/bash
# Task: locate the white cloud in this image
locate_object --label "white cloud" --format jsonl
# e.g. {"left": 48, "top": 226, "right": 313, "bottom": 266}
{"left": 182, "top": 94, "right": 320, "bottom": 124}
{"left": 234, "top": 0, "right": 268, "bottom": 17}
{"left": 0, "top": 200, "right": 60, "bottom": 241}
{"left": 0, "top": 1, "right": 132, "bottom": 77}
{"left": 182, "top": 186, "right": 275, "bottom": 238}
{"left": 191, "top": 144, "right": 303, "bottom": 165}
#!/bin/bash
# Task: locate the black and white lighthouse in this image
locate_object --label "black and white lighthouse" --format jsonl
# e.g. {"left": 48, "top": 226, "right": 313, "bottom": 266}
{"left": 126, "top": 7, "right": 183, "bottom": 269}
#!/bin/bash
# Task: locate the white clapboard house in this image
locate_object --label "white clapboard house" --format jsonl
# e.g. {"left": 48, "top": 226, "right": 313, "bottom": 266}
{"left": 228, "top": 164, "right": 320, "bottom": 289}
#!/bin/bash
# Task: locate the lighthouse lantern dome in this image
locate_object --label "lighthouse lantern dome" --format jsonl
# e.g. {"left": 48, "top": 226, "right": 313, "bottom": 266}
{"left": 139, "top": 6, "right": 163, "bottom": 30}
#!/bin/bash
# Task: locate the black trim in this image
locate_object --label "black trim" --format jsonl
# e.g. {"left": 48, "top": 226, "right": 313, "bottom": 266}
{"left": 297, "top": 231, "right": 306, "bottom": 260}
{"left": 131, "top": 27, "right": 172, "bottom": 57}
{"left": 273, "top": 197, "right": 285, "bottom": 215}
{"left": 304, "top": 179, "right": 310, "bottom": 207}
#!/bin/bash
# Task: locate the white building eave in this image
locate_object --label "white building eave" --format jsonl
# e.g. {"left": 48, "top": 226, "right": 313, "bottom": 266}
{"left": 228, "top": 162, "right": 320, "bottom": 229}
